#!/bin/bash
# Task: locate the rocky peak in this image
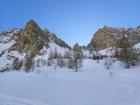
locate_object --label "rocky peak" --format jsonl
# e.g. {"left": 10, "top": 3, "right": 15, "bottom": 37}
{"left": 11, "top": 20, "right": 45, "bottom": 56}
{"left": 88, "top": 26, "right": 140, "bottom": 51}
{"left": 24, "top": 20, "right": 42, "bottom": 35}
{"left": 0, "top": 20, "right": 73, "bottom": 71}
{"left": 9, "top": 19, "right": 71, "bottom": 56}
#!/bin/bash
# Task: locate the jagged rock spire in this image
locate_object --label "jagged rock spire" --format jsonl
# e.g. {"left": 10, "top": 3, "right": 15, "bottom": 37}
{"left": 13, "top": 19, "right": 45, "bottom": 56}
{"left": 24, "top": 19, "right": 44, "bottom": 37}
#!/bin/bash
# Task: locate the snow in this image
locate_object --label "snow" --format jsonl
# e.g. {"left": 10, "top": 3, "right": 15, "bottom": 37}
{"left": 0, "top": 46, "right": 25, "bottom": 68}
{"left": 0, "top": 59, "right": 140, "bottom": 105}
{"left": 0, "top": 94, "right": 49, "bottom": 105}
{"left": 97, "top": 48, "right": 115, "bottom": 56}
{"left": 0, "top": 40, "right": 70, "bottom": 70}
{"left": 82, "top": 49, "right": 93, "bottom": 58}
{"left": 48, "top": 41, "right": 69, "bottom": 55}
{"left": 0, "top": 28, "right": 19, "bottom": 43}
{"left": 0, "top": 42, "right": 18, "bottom": 68}
{"left": 34, "top": 42, "right": 70, "bottom": 64}
{"left": 0, "top": 29, "right": 20, "bottom": 69}
{"left": 134, "top": 43, "right": 140, "bottom": 48}
{"left": 0, "top": 52, "right": 11, "bottom": 68}
{"left": 0, "top": 40, "right": 15, "bottom": 54}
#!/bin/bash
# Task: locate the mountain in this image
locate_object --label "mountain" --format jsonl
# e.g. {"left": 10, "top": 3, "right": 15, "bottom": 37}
{"left": 0, "top": 20, "right": 71, "bottom": 71}
{"left": 1, "top": 20, "right": 140, "bottom": 71}
{"left": 88, "top": 26, "right": 140, "bottom": 51}
{"left": 10, "top": 20, "right": 46, "bottom": 56}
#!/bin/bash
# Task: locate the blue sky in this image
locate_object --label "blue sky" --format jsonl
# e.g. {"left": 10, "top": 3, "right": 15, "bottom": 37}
{"left": 0, "top": 0, "right": 140, "bottom": 46}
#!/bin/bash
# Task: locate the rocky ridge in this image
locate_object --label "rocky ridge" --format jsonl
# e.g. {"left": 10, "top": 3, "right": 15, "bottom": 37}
{"left": 88, "top": 26, "right": 140, "bottom": 51}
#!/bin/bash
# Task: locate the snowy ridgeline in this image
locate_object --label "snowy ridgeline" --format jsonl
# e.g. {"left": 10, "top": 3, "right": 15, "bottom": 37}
{"left": 0, "top": 59, "right": 140, "bottom": 105}
{"left": 1, "top": 28, "right": 140, "bottom": 72}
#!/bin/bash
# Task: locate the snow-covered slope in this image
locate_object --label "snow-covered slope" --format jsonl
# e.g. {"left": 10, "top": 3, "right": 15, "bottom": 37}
{"left": 0, "top": 20, "right": 72, "bottom": 71}
{"left": 134, "top": 43, "right": 140, "bottom": 48}
{"left": 97, "top": 48, "right": 116, "bottom": 56}
{"left": 0, "top": 29, "right": 21, "bottom": 69}
{"left": 0, "top": 29, "right": 20, "bottom": 54}
{"left": 0, "top": 28, "right": 20, "bottom": 43}
{"left": 0, "top": 94, "right": 49, "bottom": 105}
{"left": 34, "top": 41, "right": 71, "bottom": 65}
{"left": 0, "top": 59, "right": 140, "bottom": 105}
{"left": 0, "top": 40, "right": 70, "bottom": 71}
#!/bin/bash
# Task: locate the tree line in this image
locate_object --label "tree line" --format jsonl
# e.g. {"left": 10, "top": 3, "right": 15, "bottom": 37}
{"left": 10, "top": 43, "right": 83, "bottom": 72}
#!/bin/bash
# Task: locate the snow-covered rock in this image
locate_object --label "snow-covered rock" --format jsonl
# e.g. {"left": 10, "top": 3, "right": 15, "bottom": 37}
{"left": 0, "top": 20, "right": 71, "bottom": 71}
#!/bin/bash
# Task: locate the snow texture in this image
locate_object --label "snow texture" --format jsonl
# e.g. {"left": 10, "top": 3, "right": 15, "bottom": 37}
{"left": 0, "top": 59, "right": 140, "bottom": 105}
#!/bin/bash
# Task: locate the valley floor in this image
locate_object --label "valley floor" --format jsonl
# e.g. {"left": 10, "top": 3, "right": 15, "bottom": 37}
{"left": 0, "top": 59, "right": 140, "bottom": 105}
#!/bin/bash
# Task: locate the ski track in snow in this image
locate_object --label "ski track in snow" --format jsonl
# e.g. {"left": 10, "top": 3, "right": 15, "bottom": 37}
{"left": 0, "top": 94, "right": 48, "bottom": 105}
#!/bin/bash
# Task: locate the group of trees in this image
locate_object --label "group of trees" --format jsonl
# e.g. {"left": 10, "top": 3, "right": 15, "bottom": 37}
{"left": 114, "top": 37, "right": 140, "bottom": 68}
{"left": 10, "top": 36, "right": 140, "bottom": 72}
{"left": 101, "top": 37, "right": 140, "bottom": 69}
{"left": 12, "top": 54, "right": 35, "bottom": 72}
{"left": 35, "top": 43, "right": 83, "bottom": 72}
{"left": 10, "top": 49, "right": 83, "bottom": 72}
{"left": 92, "top": 36, "right": 140, "bottom": 69}
{"left": 47, "top": 49, "right": 66, "bottom": 69}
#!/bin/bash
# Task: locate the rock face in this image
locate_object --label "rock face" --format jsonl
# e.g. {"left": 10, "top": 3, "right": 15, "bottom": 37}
{"left": 127, "top": 27, "right": 140, "bottom": 46}
{"left": 12, "top": 20, "right": 45, "bottom": 56}
{"left": 0, "top": 19, "right": 72, "bottom": 71}
{"left": 11, "top": 20, "right": 71, "bottom": 56}
{"left": 88, "top": 26, "right": 140, "bottom": 51}
{"left": 13, "top": 20, "right": 44, "bottom": 55}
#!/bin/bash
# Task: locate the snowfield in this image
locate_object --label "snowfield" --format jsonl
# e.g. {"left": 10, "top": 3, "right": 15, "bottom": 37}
{"left": 0, "top": 59, "right": 140, "bottom": 105}
{"left": 0, "top": 94, "right": 48, "bottom": 105}
{"left": 134, "top": 43, "right": 140, "bottom": 49}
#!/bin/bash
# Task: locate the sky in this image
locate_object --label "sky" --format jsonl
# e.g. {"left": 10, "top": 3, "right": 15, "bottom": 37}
{"left": 0, "top": 0, "right": 140, "bottom": 46}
